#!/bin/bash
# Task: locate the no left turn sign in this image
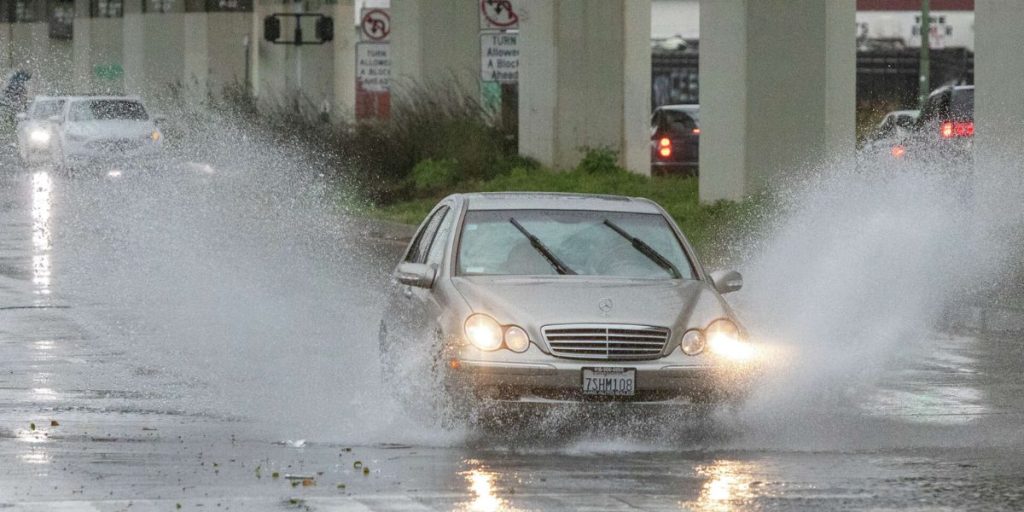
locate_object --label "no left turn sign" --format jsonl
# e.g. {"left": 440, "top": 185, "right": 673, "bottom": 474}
{"left": 361, "top": 8, "right": 390, "bottom": 42}
{"left": 480, "top": 0, "right": 519, "bottom": 30}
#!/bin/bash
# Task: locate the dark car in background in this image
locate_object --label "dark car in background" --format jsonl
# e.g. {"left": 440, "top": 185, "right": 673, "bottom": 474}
{"left": 890, "top": 85, "right": 973, "bottom": 162}
{"left": 650, "top": 104, "right": 700, "bottom": 176}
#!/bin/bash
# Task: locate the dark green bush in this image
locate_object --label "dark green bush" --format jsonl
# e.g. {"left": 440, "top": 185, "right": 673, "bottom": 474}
{"left": 411, "top": 158, "right": 460, "bottom": 193}
{"left": 576, "top": 146, "right": 621, "bottom": 174}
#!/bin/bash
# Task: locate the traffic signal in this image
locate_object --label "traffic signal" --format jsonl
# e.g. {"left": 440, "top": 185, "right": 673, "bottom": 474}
{"left": 316, "top": 16, "right": 334, "bottom": 42}
{"left": 264, "top": 16, "right": 280, "bottom": 42}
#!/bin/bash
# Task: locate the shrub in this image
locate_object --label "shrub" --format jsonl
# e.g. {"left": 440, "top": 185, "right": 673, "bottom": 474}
{"left": 384, "top": 79, "right": 515, "bottom": 185}
{"left": 206, "top": 79, "right": 517, "bottom": 204}
{"left": 576, "top": 146, "right": 621, "bottom": 174}
{"left": 410, "top": 158, "right": 460, "bottom": 193}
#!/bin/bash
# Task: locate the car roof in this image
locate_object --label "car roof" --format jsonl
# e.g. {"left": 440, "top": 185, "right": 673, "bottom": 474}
{"left": 456, "top": 192, "right": 665, "bottom": 214}
{"left": 929, "top": 84, "right": 973, "bottom": 97}
{"left": 65, "top": 95, "right": 145, "bottom": 102}
{"left": 655, "top": 104, "right": 699, "bottom": 113}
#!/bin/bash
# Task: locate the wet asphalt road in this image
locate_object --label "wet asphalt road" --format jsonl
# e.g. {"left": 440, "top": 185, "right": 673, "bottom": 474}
{"left": 1, "top": 157, "right": 1024, "bottom": 511}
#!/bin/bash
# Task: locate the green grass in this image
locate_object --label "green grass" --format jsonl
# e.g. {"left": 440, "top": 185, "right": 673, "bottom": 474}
{"left": 368, "top": 166, "right": 767, "bottom": 264}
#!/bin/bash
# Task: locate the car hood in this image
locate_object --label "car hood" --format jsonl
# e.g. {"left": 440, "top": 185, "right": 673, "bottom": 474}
{"left": 450, "top": 275, "right": 733, "bottom": 343}
{"left": 66, "top": 120, "right": 155, "bottom": 139}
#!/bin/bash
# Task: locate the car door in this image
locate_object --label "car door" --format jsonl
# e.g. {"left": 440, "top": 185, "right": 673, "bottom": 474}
{"left": 380, "top": 204, "right": 453, "bottom": 364}
{"left": 403, "top": 204, "right": 455, "bottom": 339}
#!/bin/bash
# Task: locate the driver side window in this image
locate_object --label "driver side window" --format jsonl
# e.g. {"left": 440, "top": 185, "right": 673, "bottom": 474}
{"left": 405, "top": 206, "right": 450, "bottom": 264}
{"left": 425, "top": 208, "right": 454, "bottom": 265}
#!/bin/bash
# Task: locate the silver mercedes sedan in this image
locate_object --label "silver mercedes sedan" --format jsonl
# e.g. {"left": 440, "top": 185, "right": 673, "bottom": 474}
{"left": 379, "top": 192, "right": 758, "bottom": 416}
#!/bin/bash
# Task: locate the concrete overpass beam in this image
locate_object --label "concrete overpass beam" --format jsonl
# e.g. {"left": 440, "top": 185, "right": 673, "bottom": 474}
{"left": 699, "top": 0, "right": 855, "bottom": 202}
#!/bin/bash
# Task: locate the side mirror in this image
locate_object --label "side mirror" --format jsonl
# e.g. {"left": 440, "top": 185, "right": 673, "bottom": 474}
{"left": 395, "top": 262, "right": 436, "bottom": 289}
{"left": 15, "top": 112, "right": 26, "bottom": 121}
{"left": 710, "top": 270, "right": 743, "bottom": 294}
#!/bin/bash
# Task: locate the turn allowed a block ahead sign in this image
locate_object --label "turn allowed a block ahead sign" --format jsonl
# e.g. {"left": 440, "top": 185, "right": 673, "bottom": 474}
{"left": 480, "top": 31, "right": 518, "bottom": 84}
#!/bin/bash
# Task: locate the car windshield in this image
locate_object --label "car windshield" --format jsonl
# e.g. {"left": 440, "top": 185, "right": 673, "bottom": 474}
{"left": 661, "top": 109, "right": 699, "bottom": 136}
{"left": 895, "top": 114, "right": 916, "bottom": 128}
{"left": 30, "top": 99, "right": 64, "bottom": 119}
{"left": 70, "top": 100, "right": 149, "bottom": 121}
{"left": 457, "top": 209, "right": 695, "bottom": 279}
{"left": 951, "top": 90, "right": 973, "bottom": 120}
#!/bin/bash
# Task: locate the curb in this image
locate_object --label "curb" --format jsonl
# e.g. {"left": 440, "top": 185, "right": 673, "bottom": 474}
{"left": 948, "top": 304, "right": 1024, "bottom": 335}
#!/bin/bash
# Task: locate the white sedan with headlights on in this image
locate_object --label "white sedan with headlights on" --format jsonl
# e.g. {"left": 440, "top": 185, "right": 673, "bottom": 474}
{"left": 15, "top": 96, "right": 65, "bottom": 165}
{"left": 379, "top": 192, "right": 759, "bottom": 421}
{"left": 52, "top": 96, "right": 164, "bottom": 173}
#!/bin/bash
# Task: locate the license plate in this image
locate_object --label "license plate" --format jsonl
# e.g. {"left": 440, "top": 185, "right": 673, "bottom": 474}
{"left": 582, "top": 367, "right": 635, "bottom": 396}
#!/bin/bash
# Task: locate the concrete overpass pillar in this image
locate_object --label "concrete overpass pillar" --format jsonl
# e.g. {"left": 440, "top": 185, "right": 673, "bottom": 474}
{"left": 251, "top": 0, "right": 355, "bottom": 120}
{"left": 974, "top": 1, "right": 1024, "bottom": 226}
{"left": 73, "top": 0, "right": 126, "bottom": 94}
{"left": 518, "top": 0, "right": 651, "bottom": 173}
{"left": 330, "top": 1, "right": 357, "bottom": 119}
{"left": 389, "top": 0, "right": 479, "bottom": 95}
{"left": 699, "top": 0, "right": 855, "bottom": 202}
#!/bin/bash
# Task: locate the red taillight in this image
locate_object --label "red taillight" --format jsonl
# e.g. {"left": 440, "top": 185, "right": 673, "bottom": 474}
{"left": 941, "top": 121, "right": 953, "bottom": 138}
{"left": 956, "top": 121, "right": 974, "bottom": 137}
{"left": 658, "top": 137, "right": 671, "bottom": 158}
{"left": 940, "top": 121, "right": 973, "bottom": 138}
{"left": 891, "top": 144, "right": 906, "bottom": 158}
{"left": 692, "top": 128, "right": 701, "bottom": 135}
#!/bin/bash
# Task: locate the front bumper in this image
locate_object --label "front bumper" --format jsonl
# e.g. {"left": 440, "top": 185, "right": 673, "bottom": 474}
{"left": 22, "top": 143, "right": 56, "bottom": 162}
{"left": 446, "top": 344, "right": 754, "bottom": 405}
{"left": 63, "top": 141, "right": 162, "bottom": 163}
{"left": 650, "top": 160, "right": 698, "bottom": 176}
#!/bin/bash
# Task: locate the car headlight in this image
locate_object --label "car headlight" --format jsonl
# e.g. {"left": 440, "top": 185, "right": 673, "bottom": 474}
{"left": 504, "top": 326, "right": 530, "bottom": 353}
{"left": 150, "top": 130, "right": 161, "bottom": 142}
{"left": 465, "top": 314, "right": 502, "bottom": 351}
{"left": 679, "top": 329, "right": 705, "bottom": 356}
{"left": 29, "top": 129, "right": 50, "bottom": 144}
{"left": 705, "top": 318, "right": 755, "bottom": 362}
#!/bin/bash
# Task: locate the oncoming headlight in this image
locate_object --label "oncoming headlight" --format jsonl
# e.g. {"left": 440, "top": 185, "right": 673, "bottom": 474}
{"left": 464, "top": 314, "right": 502, "bottom": 351}
{"left": 705, "top": 319, "right": 755, "bottom": 362}
{"left": 29, "top": 129, "right": 51, "bottom": 144}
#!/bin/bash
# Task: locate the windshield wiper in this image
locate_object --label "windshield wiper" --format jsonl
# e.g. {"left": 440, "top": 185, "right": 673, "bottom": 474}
{"left": 602, "top": 219, "right": 682, "bottom": 279}
{"left": 509, "top": 218, "right": 576, "bottom": 275}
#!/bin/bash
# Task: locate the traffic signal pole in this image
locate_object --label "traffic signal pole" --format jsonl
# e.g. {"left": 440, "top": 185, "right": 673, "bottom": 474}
{"left": 918, "top": 0, "right": 930, "bottom": 108}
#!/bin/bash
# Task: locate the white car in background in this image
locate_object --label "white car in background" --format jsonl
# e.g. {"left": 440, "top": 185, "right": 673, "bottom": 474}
{"left": 15, "top": 96, "right": 66, "bottom": 164}
{"left": 52, "top": 96, "right": 164, "bottom": 171}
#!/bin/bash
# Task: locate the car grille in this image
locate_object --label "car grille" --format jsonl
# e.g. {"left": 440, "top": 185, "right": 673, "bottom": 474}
{"left": 88, "top": 138, "right": 143, "bottom": 152}
{"left": 542, "top": 324, "right": 670, "bottom": 361}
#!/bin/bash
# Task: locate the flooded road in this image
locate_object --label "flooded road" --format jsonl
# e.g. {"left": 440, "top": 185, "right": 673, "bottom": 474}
{"left": 1, "top": 159, "right": 1023, "bottom": 511}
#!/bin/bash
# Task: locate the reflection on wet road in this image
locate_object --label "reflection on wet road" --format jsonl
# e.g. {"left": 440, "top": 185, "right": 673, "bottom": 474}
{"left": 30, "top": 171, "right": 52, "bottom": 299}
{"left": 0, "top": 160, "right": 1023, "bottom": 510}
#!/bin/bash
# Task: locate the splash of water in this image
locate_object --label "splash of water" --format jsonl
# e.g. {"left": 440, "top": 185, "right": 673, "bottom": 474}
{"left": 728, "top": 151, "right": 1017, "bottom": 449}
